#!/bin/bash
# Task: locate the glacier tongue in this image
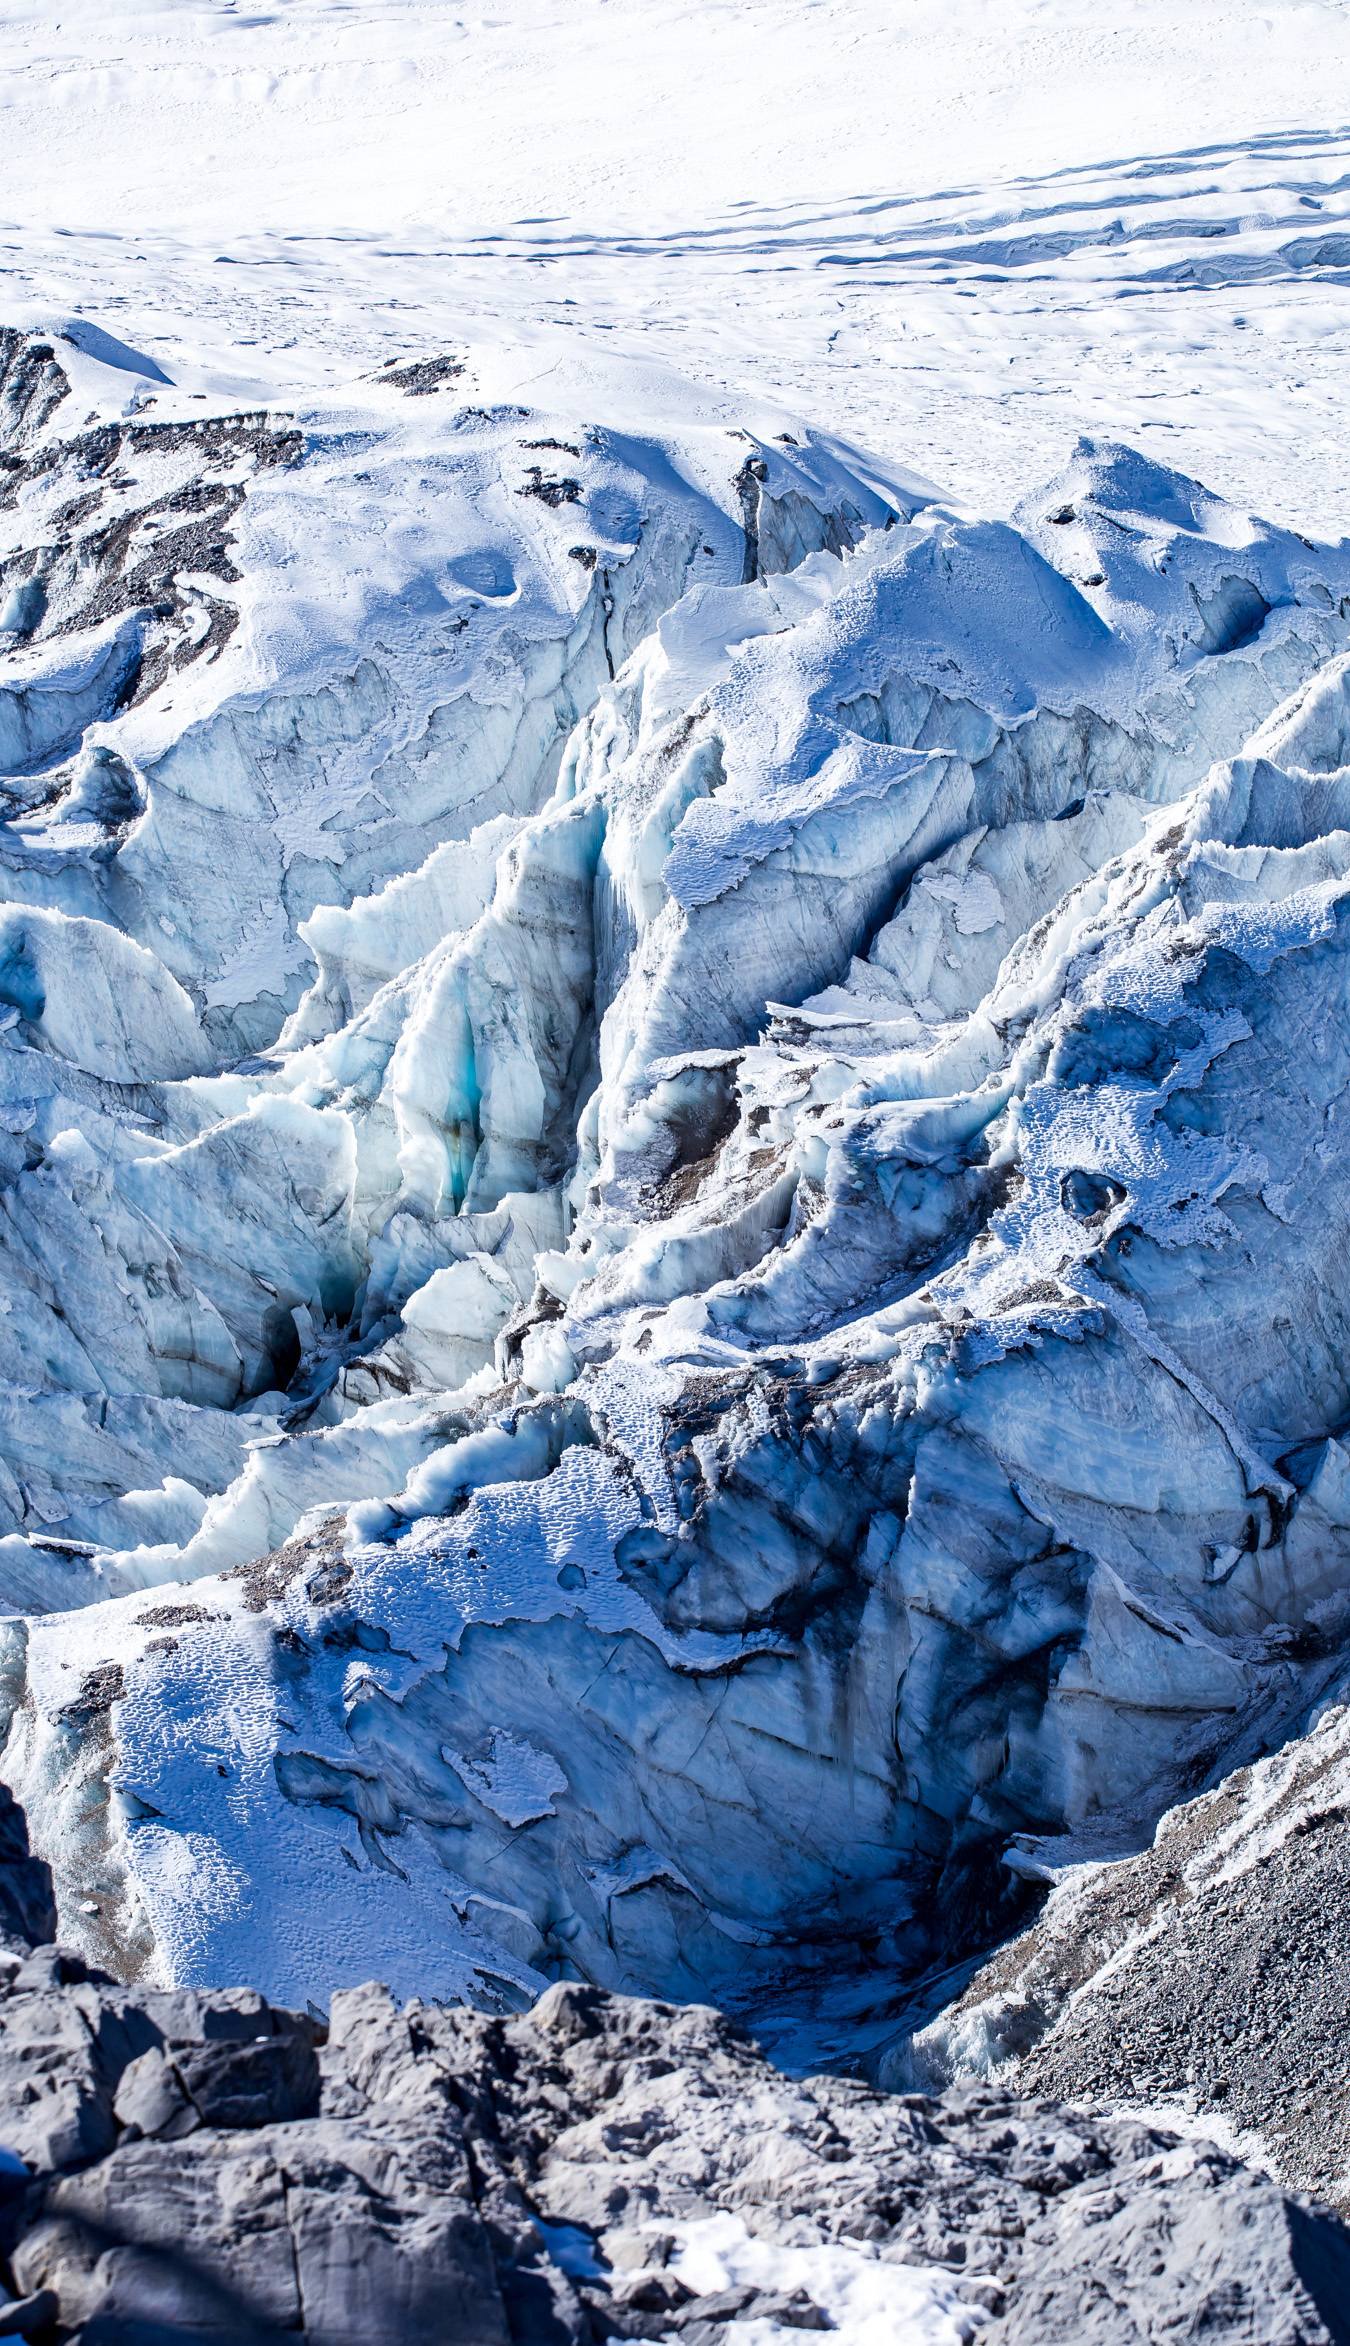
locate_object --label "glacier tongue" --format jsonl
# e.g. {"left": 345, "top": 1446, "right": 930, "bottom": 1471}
{"left": 3, "top": 317, "right": 1350, "bottom": 2037}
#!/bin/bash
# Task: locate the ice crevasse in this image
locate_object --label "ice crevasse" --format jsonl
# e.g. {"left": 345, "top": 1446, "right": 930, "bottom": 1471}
{"left": 1, "top": 319, "right": 1350, "bottom": 2047}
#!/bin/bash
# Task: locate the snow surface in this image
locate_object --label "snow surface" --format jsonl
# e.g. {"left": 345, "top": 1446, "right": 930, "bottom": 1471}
{"left": 1, "top": 1, "right": 1349, "bottom": 525}
{"left": 665, "top": 2210, "right": 981, "bottom": 2346}
{"left": 2, "top": 0, "right": 1350, "bottom": 2072}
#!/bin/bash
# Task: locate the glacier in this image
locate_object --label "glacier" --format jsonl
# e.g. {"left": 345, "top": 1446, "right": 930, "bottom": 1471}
{"left": 2, "top": 312, "right": 1350, "bottom": 2072}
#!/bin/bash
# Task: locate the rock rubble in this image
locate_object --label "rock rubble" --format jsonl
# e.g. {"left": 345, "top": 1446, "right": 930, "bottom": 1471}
{"left": 0, "top": 1793, "right": 1344, "bottom": 2344}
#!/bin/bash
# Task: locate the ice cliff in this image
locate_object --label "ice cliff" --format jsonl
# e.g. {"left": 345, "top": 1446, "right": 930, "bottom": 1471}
{"left": 2, "top": 317, "right": 1350, "bottom": 2060}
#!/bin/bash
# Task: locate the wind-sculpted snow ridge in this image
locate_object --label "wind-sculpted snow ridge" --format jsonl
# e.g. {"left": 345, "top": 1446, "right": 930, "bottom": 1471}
{"left": 4, "top": 317, "right": 1350, "bottom": 2057}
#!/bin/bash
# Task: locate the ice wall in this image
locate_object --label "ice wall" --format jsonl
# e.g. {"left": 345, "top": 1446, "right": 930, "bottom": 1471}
{"left": 3, "top": 320, "right": 1350, "bottom": 2039}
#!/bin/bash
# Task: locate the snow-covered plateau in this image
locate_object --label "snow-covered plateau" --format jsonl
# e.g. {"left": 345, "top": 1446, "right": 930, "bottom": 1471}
{"left": 3, "top": 0, "right": 1350, "bottom": 2334}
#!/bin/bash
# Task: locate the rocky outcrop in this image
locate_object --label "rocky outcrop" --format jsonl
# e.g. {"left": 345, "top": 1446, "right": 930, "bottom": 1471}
{"left": 0, "top": 1776, "right": 1339, "bottom": 2342}
{"left": 0, "top": 1782, "right": 54, "bottom": 1955}
{"left": 0, "top": 1952, "right": 1346, "bottom": 2344}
